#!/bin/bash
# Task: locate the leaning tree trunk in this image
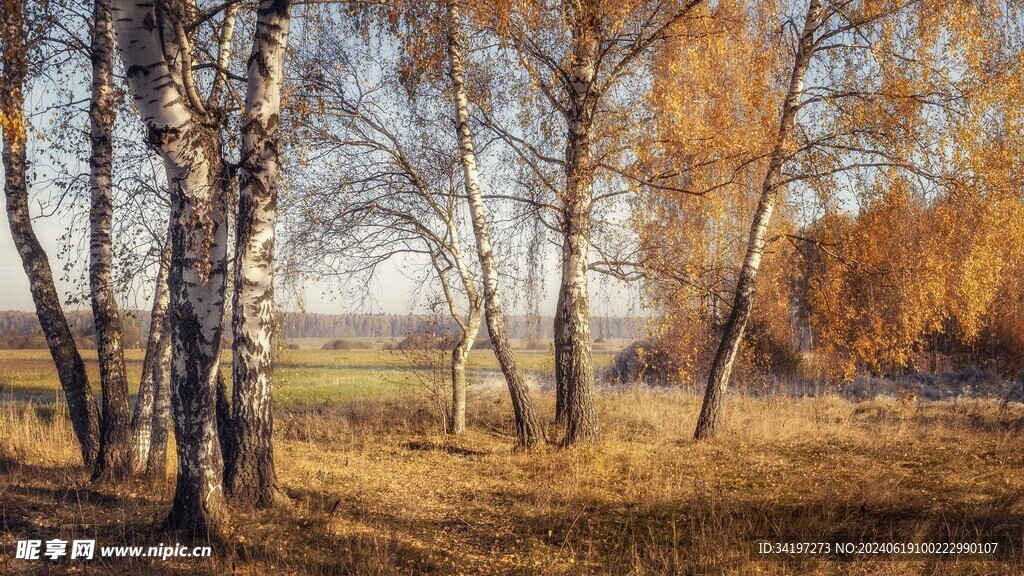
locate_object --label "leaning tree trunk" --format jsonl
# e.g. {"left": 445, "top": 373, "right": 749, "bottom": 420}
{"left": 131, "top": 223, "right": 172, "bottom": 473}
{"left": 447, "top": 0, "right": 544, "bottom": 448}
{"left": 1, "top": 0, "right": 101, "bottom": 469}
{"left": 89, "top": 0, "right": 133, "bottom": 483}
{"left": 693, "top": 0, "right": 821, "bottom": 441}
{"left": 224, "top": 0, "right": 291, "bottom": 507}
{"left": 112, "top": 0, "right": 230, "bottom": 535}
{"left": 557, "top": 6, "right": 601, "bottom": 446}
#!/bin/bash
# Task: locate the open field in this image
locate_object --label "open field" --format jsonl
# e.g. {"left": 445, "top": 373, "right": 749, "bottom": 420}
{"left": 279, "top": 337, "right": 634, "bottom": 352}
{"left": 0, "top": 348, "right": 617, "bottom": 406}
{"left": 2, "top": 350, "right": 1024, "bottom": 574}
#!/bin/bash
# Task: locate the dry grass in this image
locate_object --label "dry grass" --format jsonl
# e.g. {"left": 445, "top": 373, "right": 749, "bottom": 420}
{"left": 3, "top": 385, "right": 1024, "bottom": 574}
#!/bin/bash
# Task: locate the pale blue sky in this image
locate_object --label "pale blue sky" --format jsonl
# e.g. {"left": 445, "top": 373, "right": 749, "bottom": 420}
{"left": 0, "top": 166, "right": 640, "bottom": 317}
{"left": 0, "top": 50, "right": 641, "bottom": 319}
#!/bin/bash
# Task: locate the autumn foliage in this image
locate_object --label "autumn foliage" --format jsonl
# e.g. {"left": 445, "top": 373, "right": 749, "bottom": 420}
{"left": 639, "top": 0, "right": 1024, "bottom": 386}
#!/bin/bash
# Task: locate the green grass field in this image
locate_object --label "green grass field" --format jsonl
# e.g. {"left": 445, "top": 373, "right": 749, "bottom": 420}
{"left": 0, "top": 347, "right": 619, "bottom": 406}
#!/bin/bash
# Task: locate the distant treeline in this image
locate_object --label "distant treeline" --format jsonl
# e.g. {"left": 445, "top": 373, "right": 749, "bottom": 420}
{"left": 0, "top": 310, "right": 645, "bottom": 348}
{"left": 0, "top": 310, "right": 147, "bottom": 350}
{"left": 279, "top": 313, "right": 646, "bottom": 340}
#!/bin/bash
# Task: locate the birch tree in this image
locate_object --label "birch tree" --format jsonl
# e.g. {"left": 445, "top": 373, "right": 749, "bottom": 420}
{"left": 488, "top": 0, "right": 707, "bottom": 444}
{"left": 284, "top": 18, "right": 488, "bottom": 437}
{"left": 691, "top": 0, "right": 979, "bottom": 438}
{"left": 446, "top": 0, "right": 544, "bottom": 447}
{"left": 693, "top": 0, "right": 823, "bottom": 439}
{"left": 88, "top": 0, "right": 133, "bottom": 482}
{"left": 1, "top": 0, "right": 102, "bottom": 468}
{"left": 111, "top": 0, "right": 233, "bottom": 533}
{"left": 225, "top": 0, "right": 292, "bottom": 507}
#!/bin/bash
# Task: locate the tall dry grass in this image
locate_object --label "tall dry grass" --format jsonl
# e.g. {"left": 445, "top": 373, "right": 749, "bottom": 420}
{"left": 2, "top": 388, "right": 1024, "bottom": 574}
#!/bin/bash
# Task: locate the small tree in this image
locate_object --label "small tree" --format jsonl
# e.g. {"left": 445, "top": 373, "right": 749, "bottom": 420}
{"left": 389, "top": 318, "right": 458, "bottom": 434}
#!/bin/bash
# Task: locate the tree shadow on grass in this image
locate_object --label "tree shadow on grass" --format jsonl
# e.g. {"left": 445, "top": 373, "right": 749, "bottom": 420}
{"left": 1, "top": 461, "right": 454, "bottom": 575}
{"left": 5, "top": 455, "right": 1024, "bottom": 575}
{"left": 282, "top": 466, "right": 1024, "bottom": 575}
{"left": 403, "top": 439, "right": 491, "bottom": 457}
{"left": 495, "top": 483, "right": 1024, "bottom": 575}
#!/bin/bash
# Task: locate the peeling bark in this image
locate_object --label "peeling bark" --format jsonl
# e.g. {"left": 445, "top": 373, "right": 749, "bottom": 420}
{"left": 447, "top": 0, "right": 544, "bottom": 448}
{"left": 164, "top": 156, "right": 230, "bottom": 535}
{"left": 225, "top": 0, "right": 291, "bottom": 507}
{"left": 556, "top": 208, "right": 598, "bottom": 445}
{"left": 553, "top": 288, "right": 567, "bottom": 425}
{"left": 1, "top": 0, "right": 101, "bottom": 468}
{"left": 112, "top": 0, "right": 229, "bottom": 534}
{"left": 131, "top": 328, "right": 156, "bottom": 472}
{"left": 216, "top": 368, "right": 232, "bottom": 468}
{"left": 693, "top": 0, "right": 822, "bottom": 441}
{"left": 89, "top": 0, "right": 133, "bottom": 483}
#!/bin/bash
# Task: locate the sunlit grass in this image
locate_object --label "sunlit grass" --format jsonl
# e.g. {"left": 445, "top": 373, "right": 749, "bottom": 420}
{"left": 0, "top": 348, "right": 618, "bottom": 405}
{"left": 6, "top": 349, "right": 1020, "bottom": 574}
{"left": 3, "top": 385, "right": 1024, "bottom": 575}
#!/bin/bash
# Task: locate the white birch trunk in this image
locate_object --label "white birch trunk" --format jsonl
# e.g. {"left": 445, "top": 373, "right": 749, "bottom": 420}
{"left": 206, "top": 3, "right": 239, "bottom": 108}
{"left": 438, "top": 184, "right": 483, "bottom": 437}
{"left": 112, "top": 0, "right": 229, "bottom": 533}
{"left": 449, "top": 305, "right": 481, "bottom": 435}
{"left": 225, "top": 0, "right": 291, "bottom": 506}
{"left": 146, "top": 289, "right": 174, "bottom": 479}
{"left": 131, "top": 222, "right": 172, "bottom": 473}
{"left": 447, "top": 0, "right": 544, "bottom": 447}
{"left": 694, "top": 0, "right": 822, "bottom": 440}
{"left": 557, "top": 2, "right": 601, "bottom": 445}
{"left": 89, "top": 0, "right": 133, "bottom": 483}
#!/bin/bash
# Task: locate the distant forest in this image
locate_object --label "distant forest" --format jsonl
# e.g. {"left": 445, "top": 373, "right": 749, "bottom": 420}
{"left": 0, "top": 311, "right": 645, "bottom": 349}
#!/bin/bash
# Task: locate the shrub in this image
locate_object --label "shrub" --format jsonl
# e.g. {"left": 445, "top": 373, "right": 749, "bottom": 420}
{"left": 609, "top": 340, "right": 683, "bottom": 385}
{"left": 0, "top": 336, "right": 48, "bottom": 350}
{"left": 520, "top": 336, "right": 545, "bottom": 350}
{"left": 322, "top": 339, "right": 373, "bottom": 350}
{"left": 391, "top": 332, "right": 453, "bottom": 351}
{"left": 744, "top": 319, "right": 803, "bottom": 377}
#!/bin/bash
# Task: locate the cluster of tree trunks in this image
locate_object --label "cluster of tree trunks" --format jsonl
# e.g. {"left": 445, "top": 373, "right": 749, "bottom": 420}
{"left": 116, "top": 0, "right": 293, "bottom": 533}
{"left": 3, "top": 0, "right": 293, "bottom": 536}
{"left": 0, "top": 0, "right": 866, "bottom": 541}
